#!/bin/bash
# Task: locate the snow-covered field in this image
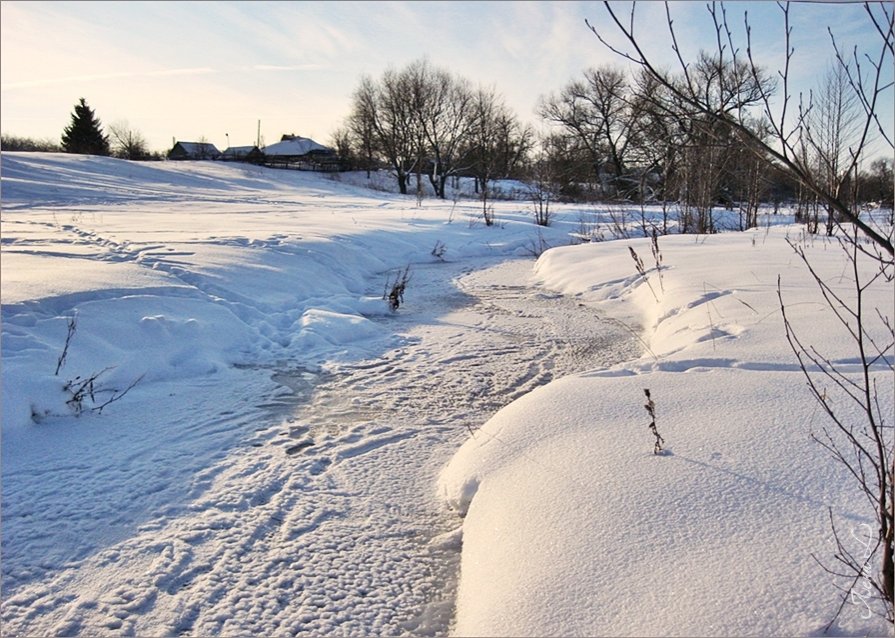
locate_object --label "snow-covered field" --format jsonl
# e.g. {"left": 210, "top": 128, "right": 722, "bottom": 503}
{"left": 1, "top": 153, "right": 892, "bottom": 636}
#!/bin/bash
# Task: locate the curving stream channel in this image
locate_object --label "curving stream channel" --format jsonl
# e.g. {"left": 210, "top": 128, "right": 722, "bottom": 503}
{"left": 0, "top": 256, "right": 641, "bottom": 637}
{"left": 241, "top": 256, "right": 643, "bottom": 636}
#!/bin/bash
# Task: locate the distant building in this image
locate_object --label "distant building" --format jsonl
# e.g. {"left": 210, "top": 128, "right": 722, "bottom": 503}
{"left": 221, "top": 145, "right": 263, "bottom": 163}
{"left": 262, "top": 135, "right": 341, "bottom": 171}
{"left": 168, "top": 141, "right": 221, "bottom": 161}
{"left": 263, "top": 135, "right": 332, "bottom": 159}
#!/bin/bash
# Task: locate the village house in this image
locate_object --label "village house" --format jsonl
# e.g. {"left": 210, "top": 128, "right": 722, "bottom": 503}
{"left": 261, "top": 134, "right": 340, "bottom": 171}
{"left": 221, "top": 145, "right": 263, "bottom": 163}
{"left": 167, "top": 141, "right": 221, "bottom": 161}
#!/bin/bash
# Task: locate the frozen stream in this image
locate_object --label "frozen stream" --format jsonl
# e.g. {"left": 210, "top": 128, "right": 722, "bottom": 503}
{"left": 1, "top": 256, "right": 640, "bottom": 637}
{"left": 239, "top": 256, "right": 642, "bottom": 635}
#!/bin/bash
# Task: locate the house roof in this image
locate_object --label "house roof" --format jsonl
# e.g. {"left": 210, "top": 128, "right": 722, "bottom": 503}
{"left": 262, "top": 137, "right": 330, "bottom": 157}
{"left": 222, "top": 145, "right": 260, "bottom": 157}
{"left": 173, "top": 142, "right": 221, "bottom": 156}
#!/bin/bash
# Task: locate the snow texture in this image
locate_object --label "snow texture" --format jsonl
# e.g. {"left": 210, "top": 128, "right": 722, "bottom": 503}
{"left": 440, "top": 231, "right": 894, "bottom": 637}
{"left": 1, "top": 153, "right": 631, "bottom": 636}
{"left": 2, "top": 152, "right": 892, "bottom": 637}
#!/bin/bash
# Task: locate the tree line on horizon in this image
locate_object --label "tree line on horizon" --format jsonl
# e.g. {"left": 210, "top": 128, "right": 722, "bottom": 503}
{"left": 332, "top": 56, "right": 892, "bottom": 233}
{"left": 1, "top": 53, "right": 892, "bottom": 228}
{"left": 2, "top": 97, "right": 160, "bottom": 161}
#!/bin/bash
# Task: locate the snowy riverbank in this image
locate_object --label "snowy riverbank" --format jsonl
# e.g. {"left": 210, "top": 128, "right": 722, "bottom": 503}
{"left": 1, "top": 154, "right": 633, "bottom": 635}
{"left": 2, "top": 153, "right": 891, "bottom": 636}
{"left": 439, "top": 228, "right": 894, "bottom": 636}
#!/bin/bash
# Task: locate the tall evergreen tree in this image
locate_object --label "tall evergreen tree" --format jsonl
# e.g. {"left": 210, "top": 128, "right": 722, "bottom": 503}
{"left": 61, "top": 98, "right": 110, "bottom": 155}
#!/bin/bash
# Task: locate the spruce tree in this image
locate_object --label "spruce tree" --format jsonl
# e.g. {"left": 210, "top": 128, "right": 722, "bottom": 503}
{"left": 61, "top": 98, "right": 110, "bottom": 155}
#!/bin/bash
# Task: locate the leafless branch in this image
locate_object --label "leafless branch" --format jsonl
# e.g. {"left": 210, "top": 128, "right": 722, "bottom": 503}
{"left": 588, "top": 1, "right": 894, "bottom": 255}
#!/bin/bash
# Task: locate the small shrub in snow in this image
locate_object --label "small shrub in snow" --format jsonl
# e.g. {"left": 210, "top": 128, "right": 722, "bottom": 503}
{"left": 431, "top": 240, "right": 447, "bottom": 261}
{"left": 643, "top": 388, "right": 665, "bottom": 455}
{"left": 607, "top": 205, "right": 633, "bottom": 240}
{"left": 383, "top": 265, "right": 412, "bottom": 311}
{"left": 45, "top": 311, "right": 144, "bottom": 420}
{"left": 64, "top": 367, "right": 144, "bottom": 416}
{"left": 527, "top": 179, "right": 552, "bottom": 227}
{"left": 572, "top": 211, "right": 604, "bottom": 244}
{"left": 64, "top": 368, "right": 109, "bottom": 414}
{"left": 524, "top": 230, "right": 551, "bottom": 258}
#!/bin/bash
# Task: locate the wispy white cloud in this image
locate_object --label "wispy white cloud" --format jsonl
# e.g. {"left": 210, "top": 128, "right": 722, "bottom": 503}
{"left": 206, "top": 2, "right": 359, "bottom": 66}
{"left": 247, "top": 64, "right": 326, "bottom": 72}
{"left": 1, "top": 1, "right": 888, "bottom": 154}
{"left": 2, "top": 67, "right": 219, "bottom": 91}
{"left": 2, "top": 72, "right": 133, "bottom": 91}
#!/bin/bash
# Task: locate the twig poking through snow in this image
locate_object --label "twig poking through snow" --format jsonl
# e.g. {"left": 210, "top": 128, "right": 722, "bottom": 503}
{"left": 644, "top": 388, "right": 665, "bottom": 455}
{"left": 63, "top": 366, "right": 144, "bottom": 416}
{"left": 629, "top": 246, "right": 660, "bottom": 303}
{"left": 431, "top": 240, "right": 447, "bottom": 261}
{"left": 650, "top": 228, "right": 665, "bottom": 293}
{"left": 55, "top": 313, "right": 78, "bottom": 376}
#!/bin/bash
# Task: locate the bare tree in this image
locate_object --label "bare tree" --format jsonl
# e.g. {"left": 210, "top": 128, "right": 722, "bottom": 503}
{"left": 344, "top": 59, "right": 530, "bottom": 204}
{"left": 349, "top": 72, "right": 417, "bottom": 194}
{"left": 628, "top": 69, "right": 686, "bottom": 232}
{"left": 109, "top": 121, "right": 148, "bottom": 160}
{"left": 406, "top": 59, "right": 475, "bottom": 199}
{"left": 329, "top": 126, "right": 354, "bottom": 170}
{"left": 651, "top": 51, "right": 775, "bottom": 233}
{"left": 727, "top": 121, "right": 771, "bottom": 230}
{"left": 379, "top": 69, "right": 419, "bottom": 195}
{"left": 465, "top": 88, "right": 531, "bottom": 225}
{"left": 861, "top": 158, "right": 894, "bottom": 210}
{"left": 348, "top": 60, "right": 476, "bottom": 197}
{"left": 531, "top": 131, "right": 597, "bottom": 202}
{"left": 526, "top": 140, "right": 558, "bottom": 226}
{"left": 468, "top": 87, "right": 503, "bottom": 225}
{"left": 677, "top": 118, "right": 731, "bottom": 233}
{"left": 538, "top": 66, "right": 642, "bottom": 198}
{"left": 802, "top": 63, "right": 864, "bottom": 236}
{"left": 347, "top": 95, "right": 377, "bottom": 178}
{"left": 779, "top": 230, "right": 893, "bottom": 626}
{"left": 194, "top": 135, "right": 214, "bottom": 160}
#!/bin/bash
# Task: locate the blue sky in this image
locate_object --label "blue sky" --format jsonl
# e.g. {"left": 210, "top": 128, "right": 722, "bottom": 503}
{"left": 1, "top": 1, "right": 891, "bottom": 155}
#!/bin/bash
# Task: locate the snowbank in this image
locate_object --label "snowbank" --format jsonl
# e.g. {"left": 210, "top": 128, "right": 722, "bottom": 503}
{"left": 438, "top": 228, "right": 894, "bottom": 636}
{"left": 1, "top": 153, "right": 579, "bottom": 434}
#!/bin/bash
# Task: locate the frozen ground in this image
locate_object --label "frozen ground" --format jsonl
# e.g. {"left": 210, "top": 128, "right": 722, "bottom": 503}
{"left": 1, "top": 154, "right": 892, "bottom": 637}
